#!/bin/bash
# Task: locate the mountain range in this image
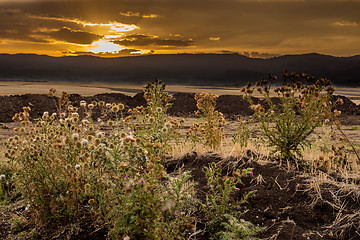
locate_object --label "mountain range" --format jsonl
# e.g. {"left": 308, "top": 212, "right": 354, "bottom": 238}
{"left": 0, "top": 53, "right": 359, "bottom": 86}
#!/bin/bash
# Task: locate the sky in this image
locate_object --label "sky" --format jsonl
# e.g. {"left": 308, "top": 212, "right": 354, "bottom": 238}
{"left": 0, "top": 0, "right": 359, "bottom": 58}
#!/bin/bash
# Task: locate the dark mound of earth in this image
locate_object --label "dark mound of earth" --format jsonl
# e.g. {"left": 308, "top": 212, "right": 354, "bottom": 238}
{"left": 0, "top": 92, "right": 359, "bottom": 123}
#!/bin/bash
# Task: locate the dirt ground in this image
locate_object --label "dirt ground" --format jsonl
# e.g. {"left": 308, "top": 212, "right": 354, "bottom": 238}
{"left": 0, "top": 91, "right": 359, "bottom": 122}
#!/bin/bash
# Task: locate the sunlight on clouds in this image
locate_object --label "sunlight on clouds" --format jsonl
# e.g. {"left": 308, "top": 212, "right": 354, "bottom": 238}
{"left": 88, "top": 40, "right": 124, "bottom": 54}
{"left": 120, "top": 11, "right": 159, "bottom": 18}
{"left": 104, "top": 34, "right": 124, "bottom": 39}
{"left": 142, "top": 14, "right": 159, "bottom": 18}
{"left": 29, "top": 15, "right": 138, "bottom": 34}
{"left": 120, "top": 11, "right": 140, "bottom": 17}
{"left": 332, "top": 21, "right": 359, "bottom": 27}
{"left": 209, "top": 37, "right": 221, "bottom": 41}
{"left": 85, "top": 22, "right": 138, "bottom": 33}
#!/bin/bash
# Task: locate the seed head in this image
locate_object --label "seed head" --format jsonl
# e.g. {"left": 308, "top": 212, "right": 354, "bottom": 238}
{"left": 94, "top": 138, "right": 101, "bottom": 146}
{"left": 75, "top": 164, "right": 81, "bottom": 170}
{"left": 156, "top": 107, "right": 162, "bottom": 113}
{"left": 164, "top": 122, "right": 172, "bottom": 129}
{"left": 42, "top": 112, "right": 49, "bottom": 120}
{"left": 96, "top": 132, "right": 105, "bottom": 138}
{"left": 108, "top": 120, "right": 114, "bottom": 126}
{"left": 111, "top": 106, "right": 120, "bottom": 113}
{"left": 80, "top": 100, "right": 87, "bottom": 107}
{"left": 334, "top": 110, "right": 341, "bottom": 117}
{"left": 119, "top": 162, "right": 128, "bottom": 169}
{"left": 88, "top": 104, "right": 94, "bottom": 110}
{"left": 81, "top": 138, "right": 89, "bottom": 146}
{"left": 148, "top": 117, "right": 155, "bottom": 123}
{"left": 124, "top": 116, "right": 132, "bottom": 122}
{"left": 107, "top": 188, "right": 114, "bottom": 196}
{"left": 84, "top": 183, "right": 91, "bottom": 194}
{"left": 120, "top": 132, "right": 127, "bottom": 139}
{"left": 118, "top": 103, "right": 125, "bottom": 111}
{"left": 72, "top": 133, "right": 79, "bottom": 141}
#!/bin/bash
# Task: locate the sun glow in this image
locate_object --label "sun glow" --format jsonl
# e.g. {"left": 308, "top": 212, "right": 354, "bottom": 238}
{"left": 89, "top": 40, "right": 123, "bottom": 54}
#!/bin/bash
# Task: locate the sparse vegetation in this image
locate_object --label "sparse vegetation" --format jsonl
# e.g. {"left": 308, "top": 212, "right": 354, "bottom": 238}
{"left": 1, "top": 76, "right": 360, "bottom": 239}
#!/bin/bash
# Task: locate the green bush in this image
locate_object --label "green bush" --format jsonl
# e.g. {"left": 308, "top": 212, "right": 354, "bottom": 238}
{"left": 200, "top": 162, "right": 260, "bottom": 238}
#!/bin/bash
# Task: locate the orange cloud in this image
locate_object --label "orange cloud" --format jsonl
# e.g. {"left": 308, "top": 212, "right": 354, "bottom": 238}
{"left": 120, "top": 11, "right": 159, "bottom": 18}
{"left": 332, "top": 21, "right": 359, "bottom": 27}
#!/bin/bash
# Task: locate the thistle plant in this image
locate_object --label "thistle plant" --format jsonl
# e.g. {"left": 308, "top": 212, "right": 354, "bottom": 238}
{"left": 186, "top": 93, "right": 225, "bottom": 150}
{"left": 200, "top": 162, "right": 256, "bottom": 237}
{"left": 215, "top": 214, "right": 263, "bottom": 240}
{"left": 243, "top": 72, "right": 335, "bottom": 168}
{"left": 3, "top": 83, "right": 261, "bottom": 239}
{"left": 5, "top": 106, "right": 106, "bottom": 223}
{"left": 105, "top": 170, "right": 198, "bottom": 240}
{"left": 128, "top": 79, "right": 182, "bottom": 158}
{"left": 0, "top": 173, "right": 12, "bottom": 203}
{"left": 232, "top": 117, "right": 254, "bottom": 148}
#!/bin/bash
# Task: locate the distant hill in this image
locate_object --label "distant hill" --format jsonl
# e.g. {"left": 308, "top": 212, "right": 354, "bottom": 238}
{"left": 0, "top": 53, "right": 359, "bottom": 86}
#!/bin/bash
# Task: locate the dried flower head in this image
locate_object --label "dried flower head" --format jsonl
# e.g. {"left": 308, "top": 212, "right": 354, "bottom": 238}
{"left": 118, "top": 103, "right": 125, "bottom": 111}
{"left": 80, "top": 100, "right": 87, "bottom": 108}
{"left": 98, "top": 101, "right": 105, "bottom": 107}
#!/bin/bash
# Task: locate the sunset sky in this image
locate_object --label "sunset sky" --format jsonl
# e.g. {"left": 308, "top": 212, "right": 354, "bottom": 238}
{"left": 0, "top": 0, "right": 359, "bottom": 58}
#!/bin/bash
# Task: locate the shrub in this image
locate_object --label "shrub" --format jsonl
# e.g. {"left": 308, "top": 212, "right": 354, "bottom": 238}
{"left": 232, "top": 117, "right": 253, "bottom": 148}
{"left": 243, "top": 73, "right": 335, "bottom": 168}
{"left": 186, "top": 93, "right": 225, "bottom": 150}
{"left": 5, "top": 106, "right": 106, "bottom": 224}
{"left": 129, "top": 79, "right": 182, "bottom": 158}
{"left": 200, "top": 162, "right": 259, "bottom": 238}
{"left": 105, "top": 171, "right": 197, "bottom": 239}
{"left": 215, "top": 214, "right": 263, "bottom": 240}
{"left": 3, "top": 81, "right": 261, "bottom": 239}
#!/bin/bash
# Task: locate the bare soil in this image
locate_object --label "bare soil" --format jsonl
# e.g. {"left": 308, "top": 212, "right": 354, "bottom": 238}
{"left": 0, "top": 92, "right": 359, "bottom": 123}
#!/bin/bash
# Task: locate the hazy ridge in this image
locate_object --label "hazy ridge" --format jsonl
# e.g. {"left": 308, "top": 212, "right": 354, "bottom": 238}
{"left": 0, "top": 53, "right": 359, "bottom": 86}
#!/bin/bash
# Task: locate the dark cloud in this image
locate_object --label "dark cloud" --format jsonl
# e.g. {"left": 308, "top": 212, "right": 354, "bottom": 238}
{"left": 0, "top": 8, "right": 49, "bottom": 43}
{"left": 48, "top": 27, "right": 103, "bottom": 44}
{"left": 112, "top": 34, "right": 193, "bottom": 47}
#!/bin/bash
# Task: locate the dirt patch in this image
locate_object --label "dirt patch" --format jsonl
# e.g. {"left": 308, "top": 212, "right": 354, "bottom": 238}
{"left": 1, "top": 93, "right": 359, "bottom": 124}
